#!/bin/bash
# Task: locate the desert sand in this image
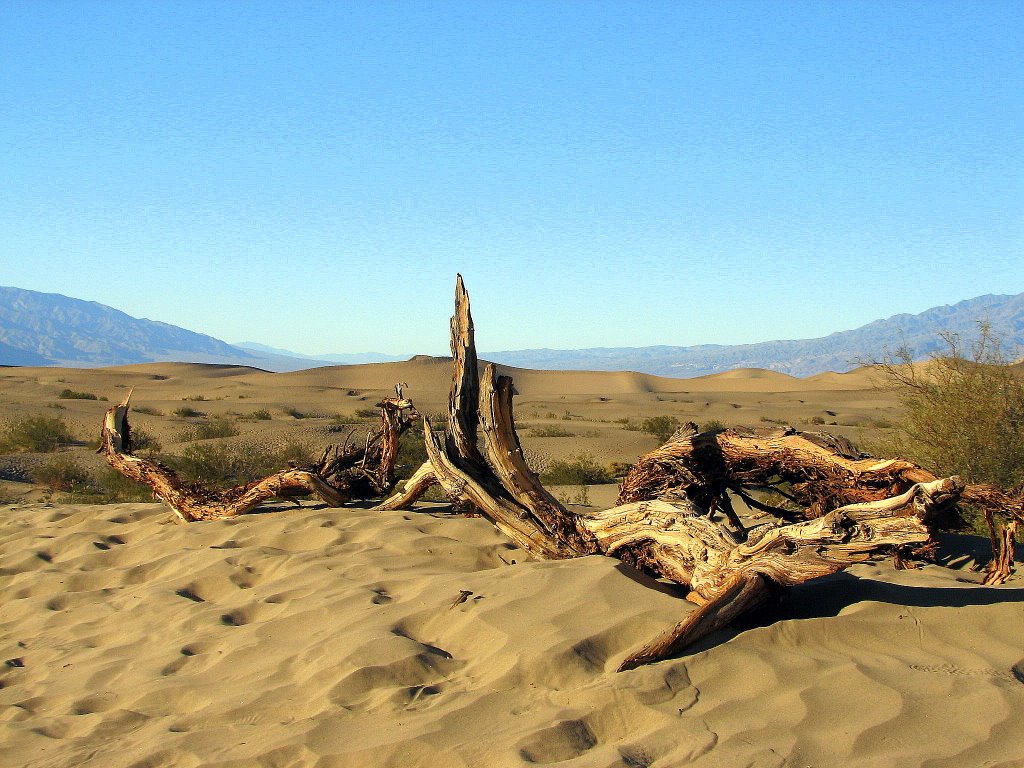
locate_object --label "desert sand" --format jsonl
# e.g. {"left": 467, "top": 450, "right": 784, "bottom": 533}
{"left": 1, "top": 361, "right": 1023, "bottom": 767}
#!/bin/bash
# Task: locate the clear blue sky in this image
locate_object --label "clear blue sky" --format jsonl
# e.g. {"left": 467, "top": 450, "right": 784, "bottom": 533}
{"left": 2, "top": 1, "right": 1021, "bottom": 356}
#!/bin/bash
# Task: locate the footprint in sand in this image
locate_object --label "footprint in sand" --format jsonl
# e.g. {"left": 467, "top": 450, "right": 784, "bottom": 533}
{"left": 519, "top": 719, "right": 598, "bottom": 764}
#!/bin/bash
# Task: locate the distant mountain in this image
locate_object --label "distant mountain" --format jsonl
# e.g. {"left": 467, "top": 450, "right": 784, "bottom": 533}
{"left": 234, "top": 342, "right": 407, "bottom": 365}
{"left": 2, "top": 286, "right": 1022, "bottom": 378}
{"left": 0, "top": 287, "right": 324, "bottom": 372}
{"left": 486, "top": 293, "right": 1024, "bottom": 377}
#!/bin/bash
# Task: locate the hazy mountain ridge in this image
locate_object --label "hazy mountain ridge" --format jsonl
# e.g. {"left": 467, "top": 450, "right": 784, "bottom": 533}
{"left": 487, "top": 293, "right": 1024, "bottom": 377}
{"left": 1, "top": 286, "right": 1021, "bottom": 377}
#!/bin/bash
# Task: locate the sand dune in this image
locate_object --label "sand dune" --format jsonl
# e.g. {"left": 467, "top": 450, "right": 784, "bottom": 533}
{"left": 1, "top": 500, "right": 1021, "bottom": 767}
{"left": 1, "top": 360, "right": 1023, "bottom": 766}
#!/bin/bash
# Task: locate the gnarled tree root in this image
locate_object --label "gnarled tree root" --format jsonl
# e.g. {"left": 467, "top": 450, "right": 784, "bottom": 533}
{"left": 100, "top": 387, "right": 417, "bottom": 522}
{"left": 383, "top": 276, "right": 969, "bottom": 668}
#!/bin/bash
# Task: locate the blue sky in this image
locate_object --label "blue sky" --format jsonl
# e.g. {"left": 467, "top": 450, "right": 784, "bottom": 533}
{"left": 2, "top": 1, "right": 1021, "bottom": 356}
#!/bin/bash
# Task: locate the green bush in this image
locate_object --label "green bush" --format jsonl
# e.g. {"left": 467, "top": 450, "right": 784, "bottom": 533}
{"left": 395, "top": 428, "right": 429, "bottom": 478}
{"left": 128, "top": 426, "right": 162, "bottom": 452}
{"left": 330, "top": 413, "right": 361, "bottom": 425}
{"left": 248, "top": 409, "right": 272, "bottom": 421}
{"left": 178, "top": 415, "right": 240, "bottom": 442}
{"left": 531, "top": 425, "right": 576, "bottom": 437}
{"left": 875, "top": 324, "right": 1024, "bottom": 489}
{"left": 640, "top": 415, "right": 681, "bottom": 442}
{"left": 540, "top": 453, "right": 613, "bottom": 485}
{"left": 33, "top": 455, "right": 94, "bottom": 493}
{"left": 162, "top": 439, "right": 315, "bottom": 487}
{"left": 702, "top": 419, "right": 727, "bottom": 434}
{"left": 1, "top": 415, "right": 76, "bottom": 452}
{"left": 58, "top": 388, "right": 98, "bottom": 400}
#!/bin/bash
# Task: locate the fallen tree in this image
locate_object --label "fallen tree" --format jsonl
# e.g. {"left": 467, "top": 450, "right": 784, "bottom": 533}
{"left": 98, "top": 275, "right": 1016, "bottom": 666}
{"left": 617, "top": 421, "right": 1021, "bottom": 586}
{"left": 99, "top": 386, "right": 418, "bottom": 522}
{"left": 377, "top": 277, "right": 973, "bottom": 669}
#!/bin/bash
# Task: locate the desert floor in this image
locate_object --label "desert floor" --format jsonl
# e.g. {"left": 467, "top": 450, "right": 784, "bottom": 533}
{"left": 1, "top": 360, "right": 1022, "bottom": 767}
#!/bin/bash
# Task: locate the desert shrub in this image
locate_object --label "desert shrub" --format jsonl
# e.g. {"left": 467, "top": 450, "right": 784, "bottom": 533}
{"left": 330, "top": 413, "right": 361, "bottom": 425}
{"left": 178, "top": 415, "right": 240, "bottom": 442}
{"left": 608, "top": 461, "right": 634, "bottom": 478}
{"left": 0, "top": 415, "right": 76, "bottom": 452}
{"left": 702, "top": 419, "right": 727, "bottom": 434}
{"left": 395, "top": 428, "right": 429, "bottom": 478}
{"left": 33, "top": 455, "right": 94, "bottom": 493}
{"left": 58, "top": 388, "right": 98, "bottom": 400}
{"left": 640, "top": 415, "right": 681, "bottom": 442}
{"left": 531, "top": 425, "right": 575, "bottom": 437}
{"left": 163, "top": 439, "right": 315, "bottom": 487}
{"left": 128, "top": 426, "right": 162, "bottom": 452}
{"left": 809, "top": 415, "right": 826, "bottom": 425}
{"left": 875, "top": 324, "right": 1024, "bottom": 489}
{"left": 247, "top": 409, "right": 272, "bottom": 421}
{"left": 88, "top": 466, "right": 159, "bottom": 503}
{"left": 183, "top": 394, "right": 207, "bottom": 401}
{"left": 132, "top": 406, "right": 163, "bottom": 416}
{"left": 283, "top": 406, "right": 308, "bottom": 419}
{"left": 540, "top": 453, "right": 613, "bottom": 486}
{"left": 173, "top": 406, "right": 204, "bottom": 418}
{"left": 354, "top": 407, "right": 379, "bottom": 418}
{"left": 47, "top": 402, "right": 66, "bottom": 410}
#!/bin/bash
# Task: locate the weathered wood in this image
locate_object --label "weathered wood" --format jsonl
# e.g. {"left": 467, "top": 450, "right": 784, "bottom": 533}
{"left": 618, "top": 426, "right": 937, "bottom": 516}
{"left": 479, "top": 365, "right": 595, "bottom": 557}
{"left": 100, "top": 388, "right": 417, "bottom": 521}
{"left": 446, "top": 274, "right": 485, "bottom": 469}
{"left": 385, "top": 276, "right": 973, "bottom": 667}
{"left": 374, "top": 461, "right": 438, "bottom": 511}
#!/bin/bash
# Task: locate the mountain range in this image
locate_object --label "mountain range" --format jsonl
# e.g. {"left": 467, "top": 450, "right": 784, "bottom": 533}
{"left": 1, "top": 285, "right": 1021, "bottom": 377}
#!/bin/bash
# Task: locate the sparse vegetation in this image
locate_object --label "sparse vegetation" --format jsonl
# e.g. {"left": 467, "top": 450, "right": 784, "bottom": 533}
{"left": 173, "top": 406, "right": 205, "bottom": 418}
{"left": 32, "top": 455, "right": 94, "bottom": 494}
{"left": 128, "top": 426, "right": 162, "bottom": 453}
{"left": 183, "top": 394, "right": 207, "bottom": 401}
{"left": 354, "top": 407, "right": 379, "bottom": 419}
{"left": 875, "top": 324, "right": 1024, "bottom": 490}
{"left": 283, "top": 406, "right": 309, "bottom": 419}
{"left": 162, "top": 439, "right": 315, "bottom": 487}
{"left": 330, "top": 413, "right": 361, "bottom": 425}
{"left": 178, "top": 415, "right": 240, "bottom": 442}
{"left": 640, "top": 415, "right": 681, "bottom": 442}
{"left": 702, "top": 419, "right": 727, "bottom": 434}
{"left": 247, "top": 409, "right": 272, "bottom": 421}
{"left": 540, "top": 453, "right": 614, "bottom": 486}
{"left": 58, "top": 388, "right": 98, "bottom": 400}
{"left": 531, "top": 425, "right": 576, "bottom": 437}
{"left": 132, "top": 406, "right": 163, "bottom": 416}
{"left": 0, "top": 415, "right": 76, "bottom": 452}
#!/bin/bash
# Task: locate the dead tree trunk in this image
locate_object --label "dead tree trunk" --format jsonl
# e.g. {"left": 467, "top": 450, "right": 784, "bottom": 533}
{"left": 100, "top": 387, "right": 417, "bottom": 522}
{"left": 618, "top": 425, "right": 1022, "bottom": 584}
{"left": 383, "top": 276, "right": 967, "bottom": 669}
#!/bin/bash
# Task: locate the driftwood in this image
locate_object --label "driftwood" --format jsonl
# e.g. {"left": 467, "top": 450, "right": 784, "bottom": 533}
{"left": 383, "top": 276, "right": 969, "bottom": 669}
{"left": 100, "top": 387, "right": 417, "bottom": 522}
{"left": 617, "top": 422, "right": 1021, "bottom": 586}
